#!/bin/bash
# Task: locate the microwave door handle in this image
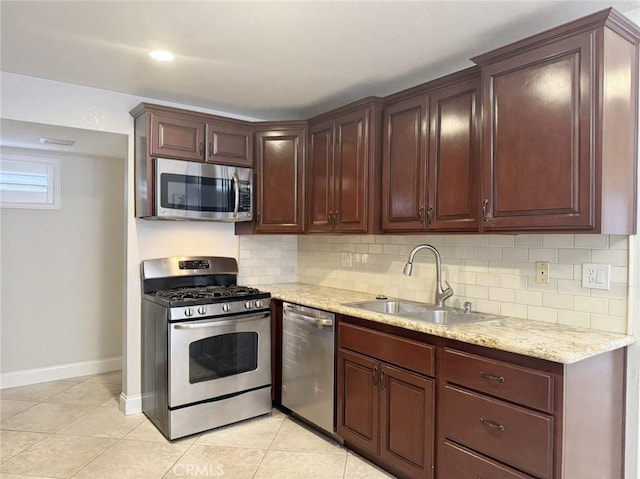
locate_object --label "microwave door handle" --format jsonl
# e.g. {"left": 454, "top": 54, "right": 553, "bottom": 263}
{"left": 232, "top": 172, "right": 240, "bottom": 218}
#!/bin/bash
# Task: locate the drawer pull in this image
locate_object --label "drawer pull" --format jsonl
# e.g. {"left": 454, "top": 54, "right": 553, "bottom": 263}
{"left": 480, "top": 418, "right": 505, "bottom": 432}
{"left": 480, "top": 371, "right": 505, "bottom": 383}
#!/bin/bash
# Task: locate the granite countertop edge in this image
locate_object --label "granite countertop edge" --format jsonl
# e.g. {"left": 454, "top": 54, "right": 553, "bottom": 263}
{"left": 261, "top": 283, "right": 635, "bottom": 364}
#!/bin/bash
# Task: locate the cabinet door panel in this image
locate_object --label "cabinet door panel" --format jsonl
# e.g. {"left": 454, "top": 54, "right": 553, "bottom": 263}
{"left": 151, "top": 113, "right": 205, "bottom": 161}
{"left": 254, "top": 129, "right": 305, "bottom": 233}
{"left": 482, "top": 33, "right": 594, "bottom": 230}
{"left": 337, "top": 349, "right": 379, "bottom": 456}
{"left": 334, "top": 110, "right": 368, "bottom": 232}
{"left": 207, "top": 123, "right": 253, "bottom": 167}
{"left": 429, "top": 79, "right": 480, "bottom": 231}
{"left": 380, "top": 364, "right": 434, "bottom": 478}
{"left": 381, "top": 96, "right": 428, "bottom": 231}
{"left": 307, "top": 122, "right": 334, "bottom": 232}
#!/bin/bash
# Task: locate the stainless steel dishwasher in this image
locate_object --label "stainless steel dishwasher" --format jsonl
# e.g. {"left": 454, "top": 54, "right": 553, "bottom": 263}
{"left": 281, "top": 302, "right": 335, "bottom": 434}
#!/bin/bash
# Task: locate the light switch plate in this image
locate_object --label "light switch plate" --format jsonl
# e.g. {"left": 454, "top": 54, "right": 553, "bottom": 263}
{"left": 535, "top": 262, "right": 550, "bottom": 283}
{"left": 341, "top": 251, "right": 352, "bottom": 268}
{"left": 582, "top": 263, "right": 610, "bottom": 290}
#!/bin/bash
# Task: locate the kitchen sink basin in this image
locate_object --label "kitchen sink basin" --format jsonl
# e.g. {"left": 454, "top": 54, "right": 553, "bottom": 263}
{"left": 342, "top": 299, "right": 501, "bottom": 326}
{"left": 342, "top": 299, "right": 429, "bottom": 315}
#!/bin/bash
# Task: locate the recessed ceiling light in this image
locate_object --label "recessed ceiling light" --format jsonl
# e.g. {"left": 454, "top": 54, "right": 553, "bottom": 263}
{"left": 39, "top": 137, "right": 75, "bottom": 146}
{"left": 150, "top": 50, "right": 174, "bottom": 62}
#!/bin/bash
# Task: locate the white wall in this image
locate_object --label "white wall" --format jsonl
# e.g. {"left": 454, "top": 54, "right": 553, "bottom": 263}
{"left": 0, "top": 147, "right": 125, "bottom": 383}
{"left": 0, "top": 71, "right": 256, "bottom": 411}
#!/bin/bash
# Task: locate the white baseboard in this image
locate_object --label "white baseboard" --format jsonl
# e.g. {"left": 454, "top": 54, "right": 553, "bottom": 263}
{"left": 0, "top": 356, "right": 122, "bottom": 389}
{"left": 120, "top": 392, "right": 142, "bottom": 415}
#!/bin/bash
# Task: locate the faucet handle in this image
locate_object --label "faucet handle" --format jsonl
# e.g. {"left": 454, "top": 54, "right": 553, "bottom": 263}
{"left": 442, "top": 280, "right": 453, "bottom": 296}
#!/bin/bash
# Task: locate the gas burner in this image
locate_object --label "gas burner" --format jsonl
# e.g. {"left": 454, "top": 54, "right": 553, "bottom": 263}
{"left": 155, "top": 285, "right": 262, "bottom": 303}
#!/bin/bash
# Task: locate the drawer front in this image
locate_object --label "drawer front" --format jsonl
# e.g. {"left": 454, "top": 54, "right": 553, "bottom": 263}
{"left": 339, "top": 322, "right": 435, "bottom": 377}
{"left": 443, "top": 348, "right": 553, "bottom": 412}
{"left": 440, "top": 441, "right": 535, "bottom": 479}
{"left": 441, "top": 385, "right": 553, "bottom": 479}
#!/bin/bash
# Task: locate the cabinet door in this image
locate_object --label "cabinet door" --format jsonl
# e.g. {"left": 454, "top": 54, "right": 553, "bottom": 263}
{"left": 150, "top": 113, "right": 205, "bottom": 162}
{"left": 207, "top": 122, "right": 253, "bottom": 167}
{"left": 334, "top": 109, "right": 369, "bottom": 233}
{"left": 428, "top": 79, "right": 480, "bottom": 231}
{"left": 481, "top": 32, "right": 594, "bottom": 231}
{"left": 307, "top": 121, "right": 334, "bottom": 232}
{"left": 379, "top": 363, "right": 435, "bottom": 479}
{"left": 337, "top": 349, "right": 379, "bottom": 457}
{"left": 253, "top": 128, "right": 305, "bottom": 233}
{"left": 381, "top": 96, "right": 428, "bottom": 232}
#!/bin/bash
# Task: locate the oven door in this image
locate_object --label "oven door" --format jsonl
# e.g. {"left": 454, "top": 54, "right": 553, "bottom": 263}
{"left": 169, "top": 311, "right": 271, "bottom": 408}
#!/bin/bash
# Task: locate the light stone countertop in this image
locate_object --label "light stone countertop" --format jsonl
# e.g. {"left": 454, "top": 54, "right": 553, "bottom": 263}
{"left": 261, "top": 282, "right": 635, "bottom": 364}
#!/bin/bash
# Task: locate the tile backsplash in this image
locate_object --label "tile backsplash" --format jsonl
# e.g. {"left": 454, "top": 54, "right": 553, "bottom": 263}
{"left": 239, "top": 234, "right": 630, "bottom": 334}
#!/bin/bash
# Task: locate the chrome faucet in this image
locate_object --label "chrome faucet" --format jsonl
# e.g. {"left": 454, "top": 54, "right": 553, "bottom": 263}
{"left": 403, "top": 244, "right": 453, "bottom": 308}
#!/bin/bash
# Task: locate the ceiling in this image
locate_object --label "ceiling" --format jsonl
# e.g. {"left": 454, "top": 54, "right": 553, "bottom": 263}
{"left": 1, "top": 1, "right": 640, "bottom": 121}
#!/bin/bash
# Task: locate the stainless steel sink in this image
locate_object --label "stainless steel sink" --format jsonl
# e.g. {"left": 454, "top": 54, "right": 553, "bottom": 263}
{"left": 342, "top": 299, "right": 429, "bottom": 315}
{"left": 342, "top": 299, "right": 501, "bottom": 326}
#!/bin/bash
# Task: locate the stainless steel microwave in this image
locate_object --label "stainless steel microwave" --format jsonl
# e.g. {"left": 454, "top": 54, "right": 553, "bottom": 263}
{"left": 149, "top": 157, "right": 253, "bottom": 221}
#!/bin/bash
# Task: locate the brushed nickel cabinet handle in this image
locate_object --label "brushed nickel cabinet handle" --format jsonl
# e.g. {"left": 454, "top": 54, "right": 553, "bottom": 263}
{"left": 480, "top": 418, "right": 504, "bottom": 432}
{"left": 372, "top": 366, "right": 378, "bottom": 386}
{"left": 426, "top": 204, "right": 433, "bottom": 224}
{"left": 334, "top": 210, "right": 339, "bottom": 228}
{"left": 380, "top": 370, "right": 386, "bottom": 390}
{"left": 199, "top": 141, "right": 204, "bottom": 155}
{"left": 480, "top": 371, "right": 505, "bottom": 383}
{"left": 209, "top": 142, "right": 214, "bottom": 157}
{"left": 482, "top": 199, "right": 490, "bottom": 222}
{"left": 418, "top": 206, "right": 425, "bottom": 224}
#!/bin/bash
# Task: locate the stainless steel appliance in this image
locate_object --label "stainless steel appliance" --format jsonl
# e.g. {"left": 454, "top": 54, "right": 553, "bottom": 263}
{"left": 141, "top": 256, "right": 271, "bottom": 440}
{"left": 281, "top": 302, "right": 335, "bottom": 434}
{"left": 146, "top": 157, "right": 253, "bottom": 221}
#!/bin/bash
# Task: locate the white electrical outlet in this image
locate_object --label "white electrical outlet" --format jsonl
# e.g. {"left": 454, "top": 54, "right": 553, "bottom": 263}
{"left": 582, "top": 263, "right": 610, "bottom": 290}
{"left": 535, "top": 262, "right": 549, "bottom": 283}
{"left": 341, "top": 251, "right": 352, "bottom": 268}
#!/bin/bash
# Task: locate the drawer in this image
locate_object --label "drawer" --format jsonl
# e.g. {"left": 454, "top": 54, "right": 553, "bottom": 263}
{"left": 443, "top": 348, "right": 554, "bottom": 412}
{"left": 441, "top": 385, "right": 553, "bottom": 479}
{"left": 338, "top": 322, "right": 435, "bottom": 377}
{"left": 440, "top": 440, "right": 535, "bottom": 479}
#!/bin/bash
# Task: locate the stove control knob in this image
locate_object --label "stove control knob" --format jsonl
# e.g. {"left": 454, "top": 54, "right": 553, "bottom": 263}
{"left": 245, "top": 301, "right": 252, "bottom": 309}
{"left": 255, "top": 300, "right": 263, "bottom": 308}
{"left": 184, "top": 307, "right": 193, "bottom": 317}
{"left": 197, "top": 306, "right": 206, "bottom": 315}
{"left": 222, "top": 303, "right": 230, "bottom": 312}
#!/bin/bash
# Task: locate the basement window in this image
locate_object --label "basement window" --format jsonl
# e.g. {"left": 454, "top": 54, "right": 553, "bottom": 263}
{"left": 0, "top": 155, "right": 60, "bottom": 209}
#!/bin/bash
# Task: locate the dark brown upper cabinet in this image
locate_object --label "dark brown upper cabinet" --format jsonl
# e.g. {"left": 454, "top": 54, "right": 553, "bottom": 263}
{"left": 307, "top": 98, "right": 383, "bottom": 233}
{"left": 473, "top": 8, "right": 639, "bottom": 234}
{"left": 131, "top": 103, "right": 254, "bottom": 167}
{"left": 381, "top": 68, "right": 481, "bottom": 233}
{"left": 235, "top": 122, "right": 307, "bottom": 235}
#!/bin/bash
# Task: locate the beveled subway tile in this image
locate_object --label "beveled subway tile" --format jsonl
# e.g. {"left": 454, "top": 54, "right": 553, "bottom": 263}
{"left": 0, "top": 430, "right": 48, "bottom": 462}
{"left": 196, "top": 412, "right": 285, "bottom": 450}
{"left": 254, "top": 450, "right": 346, "bottom": 479}
{"left": 56, "top": 407, "right": 144, "bottom": 439}
{"left": 269, "top": 418, "right": 346, "bottom": 455}
{"left": 0, "top": 400, "right": 38, "bottom": 421}
{"left": 0, "top": 381, "right": 79, "bottom": 402}
{"left": 45, "top": 382, "right": 120, "bottom": 406}
{"left": 0, "top": 434, "right": 115, "bottom": 478}
{"left": 162, "top": 445, "right": 264, "bottom": 479}
{"left": 0, "top": 402, "right": 94, "bottom": 433}
{"left": 344, "top": 452, "right": 396, "bottom": 479}
{"left": 73, "top": 439, "right": 188, "bottom": 479}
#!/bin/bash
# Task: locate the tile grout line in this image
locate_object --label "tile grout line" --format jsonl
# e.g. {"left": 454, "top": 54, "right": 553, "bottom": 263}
{"left": 250, "top": 409, "right": 288, "bottom": 479}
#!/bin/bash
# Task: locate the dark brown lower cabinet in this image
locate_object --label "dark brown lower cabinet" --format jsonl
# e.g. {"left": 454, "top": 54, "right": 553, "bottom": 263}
{"left": 337, "top": 324, "right": 435, "bottom": 479}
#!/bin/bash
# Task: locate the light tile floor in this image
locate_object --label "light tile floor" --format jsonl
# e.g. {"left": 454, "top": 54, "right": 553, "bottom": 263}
{"left": 0, "top": 372, "right": 395, "bottom": 478}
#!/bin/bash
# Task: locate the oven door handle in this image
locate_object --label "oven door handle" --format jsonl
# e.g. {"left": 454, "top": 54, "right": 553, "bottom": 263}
{"left": 173, "top": 312, "right": 270, "bottom": 329}
{"left": 232, "top": 172, "right": 240, "bottom": 219}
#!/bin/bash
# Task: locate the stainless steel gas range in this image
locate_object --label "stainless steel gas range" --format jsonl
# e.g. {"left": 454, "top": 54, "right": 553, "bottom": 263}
{"left": 141, "top": 256, "right": 272, "bottom": 440}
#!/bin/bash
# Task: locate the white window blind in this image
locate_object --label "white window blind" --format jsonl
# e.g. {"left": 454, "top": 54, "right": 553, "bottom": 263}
{"left": 0, "top": 155, "right": 61, "bottom": 209}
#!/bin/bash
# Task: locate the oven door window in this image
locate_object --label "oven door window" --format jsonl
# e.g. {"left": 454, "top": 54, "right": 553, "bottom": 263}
{"left": 188, "top": 332, "right": 258, "bottom": 383}
{"left": 160, "top": 173, "right": 234, "bottom": 212}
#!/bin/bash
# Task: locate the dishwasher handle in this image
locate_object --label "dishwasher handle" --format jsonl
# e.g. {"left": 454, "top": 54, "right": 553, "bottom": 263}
{"left": 283, "top": 305, "right": 334, "bottom": 328}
